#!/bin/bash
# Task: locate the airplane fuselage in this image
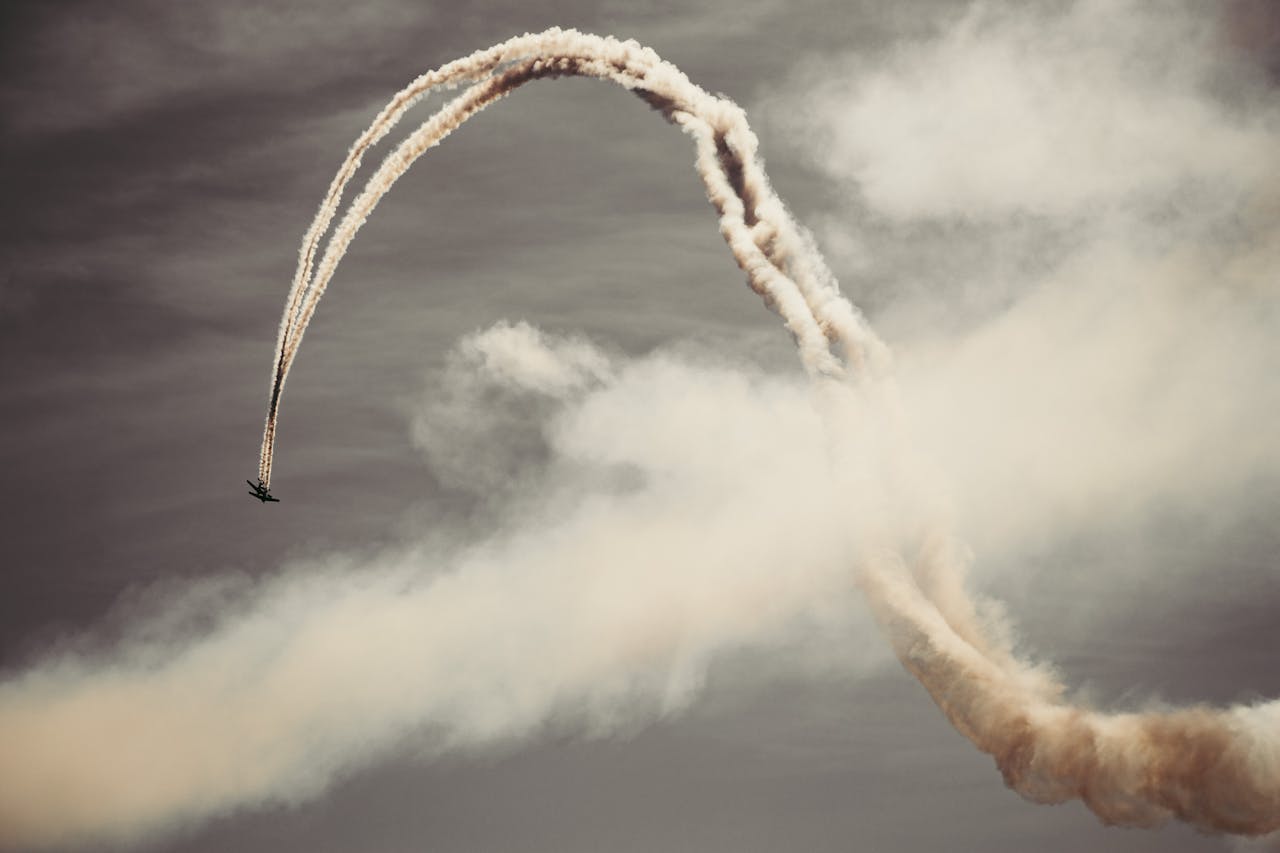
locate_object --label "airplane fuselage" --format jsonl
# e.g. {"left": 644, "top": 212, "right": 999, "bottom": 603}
{"left": 246, "top": 479, "right": 279, "bottom": 503}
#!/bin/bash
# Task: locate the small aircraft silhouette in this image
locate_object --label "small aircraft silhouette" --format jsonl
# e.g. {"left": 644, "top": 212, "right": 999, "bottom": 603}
{"left": 247, "top": 479, "right": 280, "bottom": 503}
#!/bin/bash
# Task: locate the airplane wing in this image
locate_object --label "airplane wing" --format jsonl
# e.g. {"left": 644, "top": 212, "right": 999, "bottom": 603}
{"left": 245, "top": 478, "right": 278, "bottom": 502}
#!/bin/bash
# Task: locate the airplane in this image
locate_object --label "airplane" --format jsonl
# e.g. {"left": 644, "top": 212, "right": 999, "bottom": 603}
{"left": 246, "top": 479, "right": 280, "bottom": 503}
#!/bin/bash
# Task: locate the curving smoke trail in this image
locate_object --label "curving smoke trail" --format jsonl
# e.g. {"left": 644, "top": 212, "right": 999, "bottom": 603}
{"left": 259, "top": 28, "right": 886, "bottom": 488}
{"left": 862, "top": 549, "right": 1280, "bottom": 834}
{"left": 0, "top": 25, "right": 1274, "bottom": 853}
{"left": 254, "top": 28, "right": 1280, "bottom": 838}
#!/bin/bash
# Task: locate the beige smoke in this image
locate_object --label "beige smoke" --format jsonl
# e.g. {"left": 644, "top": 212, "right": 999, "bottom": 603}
{"left": 0, "top": 20, "right": 1276, "bottom": 852}
{"left": 251, "top": 25, "right": 1280, "bottom": 838}
{"left": 0, "top": 340, "right": 875, "bottom": 849}
{"left": 862, "top": 546, "right": 1280, "bottom": 834}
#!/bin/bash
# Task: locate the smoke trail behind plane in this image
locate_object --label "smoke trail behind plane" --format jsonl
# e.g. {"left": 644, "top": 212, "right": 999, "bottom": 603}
{"left": 1, "top": 334, "right": 884, "bottom": 849}
{"left": 259, "top": 28, "right": 885, "bottom": 488}
{"left": 247, "top": 20, "right": 1280, "bottom": 839}
{"left": 773, "top": 0, "right": 1280, "bottom": 833}
{"left": 1, "top": 7, "right": 1278, "bottom": 848}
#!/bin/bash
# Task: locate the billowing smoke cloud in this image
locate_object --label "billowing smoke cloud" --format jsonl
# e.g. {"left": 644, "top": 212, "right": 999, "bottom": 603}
{"left": 3, "top": 5, "right": 1279, "bottom": 849}
{"left": 769, "top": 0, "right": 1280, "bottom": 562}
{"left": 769, "top": 0, "right": 1280, "bottom": 833}
{"left": 411, "top": 321, "right": 615, "bottom": 500}
{"left": 777, "top": 0, "right": 1277, "bottom": 221}
{"left": 0, "top": 333, "right": 883, "bottom": 849}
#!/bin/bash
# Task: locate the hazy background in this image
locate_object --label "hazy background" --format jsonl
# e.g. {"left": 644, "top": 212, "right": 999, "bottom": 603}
{"left": 2, "top": 0, "right": 1278, "bottom": 850}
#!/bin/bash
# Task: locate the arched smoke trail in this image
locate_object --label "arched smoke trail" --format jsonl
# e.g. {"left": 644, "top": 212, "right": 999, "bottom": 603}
{"left": 257, "top": 29, "right": 1280, "bottom": 838}
{"left": 259, "top": 28, "right": 887, "bottom": 488}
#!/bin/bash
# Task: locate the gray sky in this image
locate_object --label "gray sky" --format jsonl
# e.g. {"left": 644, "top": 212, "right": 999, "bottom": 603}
{"left": 2, "top": 1, "right": 1279, "bottom": 851}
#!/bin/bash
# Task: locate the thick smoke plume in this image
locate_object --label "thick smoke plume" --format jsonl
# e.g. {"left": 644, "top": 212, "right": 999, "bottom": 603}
{"left": 0, "top": 332, "right": 878, "bottom": 849}
{"left": 2, "top": 9, "right": 1277, "bottom": 850}
{"left": 775, "top": 0, "right": 1280, "bottom": 835}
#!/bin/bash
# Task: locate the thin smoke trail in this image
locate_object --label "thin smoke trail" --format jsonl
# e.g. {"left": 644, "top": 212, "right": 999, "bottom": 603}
{"left": 263, "top": 30, "right": 650, "bottom": 484}
{"left": 260, "top": 28, "right": 887, "bottom": 487}
{"left": 265, "top": 31, "right": 620, "bottom": 483}
{"left": 282, "top": 67, "right": 839, "bottom": 383}
{"left": 256, "top": 30, "right": 1280, "bottom": 837}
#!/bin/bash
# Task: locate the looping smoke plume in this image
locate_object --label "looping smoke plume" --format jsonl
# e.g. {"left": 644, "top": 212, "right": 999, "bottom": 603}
{"left": 255, "top": 24, "right": 1280, "bottom": 842}
{"left": 0, "top": 18, "right": 1276, "bottom": 851}
{"left": 259, "top": 27, "right": 888, "bottom": 489}
{"left": 252, "top": 23, "right": 1280, "bottom": 841}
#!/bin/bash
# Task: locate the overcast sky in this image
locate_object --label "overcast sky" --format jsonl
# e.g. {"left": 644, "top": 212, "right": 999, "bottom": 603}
{"left": 2, "top": 1, "right": 1279, "bottom": 851}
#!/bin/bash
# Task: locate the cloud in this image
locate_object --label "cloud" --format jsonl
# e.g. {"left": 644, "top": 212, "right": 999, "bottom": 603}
{"left": 452, "top": 319, "right": 614, "bottom": 397}
{"left": 775, "top": 0, "right": 1278, "bottom": 221}
{"left": 764, "top": 0, "right": 1280, "bottom": 578}
{"left": 411, "top": 320, "right": 615, "bottom": 500}
{"left": 898, "top": 232, "right": 1280, "bottom": 567}
{"left": 0, "top": 331, "right": 885, "bottom": 850}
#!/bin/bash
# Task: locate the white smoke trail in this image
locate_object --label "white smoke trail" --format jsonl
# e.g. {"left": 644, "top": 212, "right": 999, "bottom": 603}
{"left": 260, "top": 28, "right": 889, "bottom": 487}
{"left": 264, "top": 31, "right": 626, "bottom": 485}
{"left": 256, "top": 27, "right": 1280, "bottom": 837}
{"left": 2, "top": 22, "right": 1276, "bottom": 853}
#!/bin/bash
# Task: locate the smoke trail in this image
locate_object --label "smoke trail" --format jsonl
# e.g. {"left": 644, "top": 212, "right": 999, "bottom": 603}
{"left": 265, "top": 31, "right": 611, "bottom": 484}
{"left": 860, "top": 548, "right": 1280, "bottom": 834}
{"left": 0, "top": 24, "right": 1274, "bottom": 853}
{"left": 260, "top": 28, "right": 887, "bottom": 487}
{"left": 249, "top": 29, "right": 1280, "bottom": 837}
{"left": 2, "top": 340, "right": 875, "bottom": 849}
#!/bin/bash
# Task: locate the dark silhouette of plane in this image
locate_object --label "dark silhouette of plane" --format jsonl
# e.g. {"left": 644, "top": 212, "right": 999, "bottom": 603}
{"left": 247, "top": 479, "right": 279, "bottom": 503}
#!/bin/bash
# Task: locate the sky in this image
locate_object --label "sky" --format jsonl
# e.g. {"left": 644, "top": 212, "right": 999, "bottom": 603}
{"left": 1, "top": 0, "right": 1279, "bottom": 851}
